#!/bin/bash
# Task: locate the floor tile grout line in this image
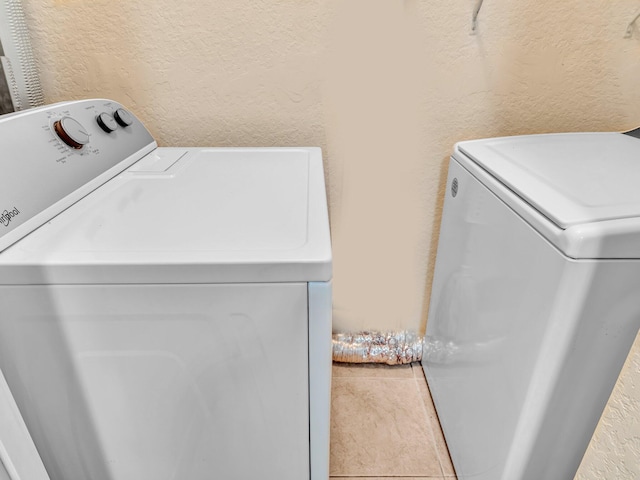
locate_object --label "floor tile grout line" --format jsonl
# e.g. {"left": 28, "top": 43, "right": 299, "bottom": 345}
{"left": 330, "top": 367, "right": 445, "bottom": 478}
{"left": 410, "top": 363, "right": 448, "bottom": 478}
{"left": 414, "top": 364, "right": 457, "bottom": 478}
{"left": 329, "top": 475, "right": 444, "bottom": 480}
{"left": 413, "top": 367, "right": 458, "bottom": 476}
{"left": 330, "top": 362, "right": 454, "bottom": 479}
{"left": 332, "top": 376, "right": 415, "bottom": 380}
{"left": 414, "top": 365, "right": 459, "bottom": 479}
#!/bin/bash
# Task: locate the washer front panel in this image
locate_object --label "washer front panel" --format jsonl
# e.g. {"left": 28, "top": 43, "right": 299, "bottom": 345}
{"left": 0, "top": 283, "right": 310, "bottom": 480}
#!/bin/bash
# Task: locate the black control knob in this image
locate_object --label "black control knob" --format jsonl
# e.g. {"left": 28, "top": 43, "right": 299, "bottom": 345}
{"left": 113, "top": 108, "right": 134, "bottom": 127}
{"left": 96, "top": 112, "right": 118, "bottom": 133}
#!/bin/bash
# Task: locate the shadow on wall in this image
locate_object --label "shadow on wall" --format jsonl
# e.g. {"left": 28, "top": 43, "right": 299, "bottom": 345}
{"left": 420, "top": 154, "right": 450, "bottom": 336}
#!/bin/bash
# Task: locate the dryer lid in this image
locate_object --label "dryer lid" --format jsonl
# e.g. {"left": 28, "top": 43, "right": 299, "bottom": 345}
{"left": 457, "top": 132, "right": 640, "bottom": 229}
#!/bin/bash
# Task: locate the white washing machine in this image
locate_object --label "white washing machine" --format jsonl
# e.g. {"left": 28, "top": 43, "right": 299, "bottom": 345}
{"left": 0, "top": 99, "right": 332, "bottom": 480}
{"left": 423, "top": 132, "right": 640, "bottom": 479}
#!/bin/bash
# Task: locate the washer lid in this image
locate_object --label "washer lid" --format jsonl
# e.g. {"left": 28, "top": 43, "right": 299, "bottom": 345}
{"left": 458, "top": 132, "right": 640, "bottom": 228}
{"left": 0, "top": 147, "right": 332, "bottom": 284}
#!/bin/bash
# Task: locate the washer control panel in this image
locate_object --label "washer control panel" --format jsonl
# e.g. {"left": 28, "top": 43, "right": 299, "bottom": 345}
{"left": 0, "top": 99, "right": 156, "bottom": 252}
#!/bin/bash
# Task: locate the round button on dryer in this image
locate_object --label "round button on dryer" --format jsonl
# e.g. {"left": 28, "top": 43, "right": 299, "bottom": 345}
{"left": 96, "top": 112, "right": 118, "bottom": 133}
{"left": 113, "top": 108, "right": 134, "bottom": 127}
{"left": 53, "top": 116, "right": 90, "bottom": 149}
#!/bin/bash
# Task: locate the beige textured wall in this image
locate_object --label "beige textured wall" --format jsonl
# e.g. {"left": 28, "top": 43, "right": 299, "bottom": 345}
{"left": 20, "top": 0, "right": 640, "bottom": 477}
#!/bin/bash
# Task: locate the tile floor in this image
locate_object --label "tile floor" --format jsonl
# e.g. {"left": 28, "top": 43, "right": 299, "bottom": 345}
{"left": 330, "top": 362, "right": 457, "bottom": 480}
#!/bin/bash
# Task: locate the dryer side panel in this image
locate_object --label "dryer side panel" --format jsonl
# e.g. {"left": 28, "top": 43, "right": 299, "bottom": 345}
{"left": 422, "top": 158, "right": 569, "bottom": 479}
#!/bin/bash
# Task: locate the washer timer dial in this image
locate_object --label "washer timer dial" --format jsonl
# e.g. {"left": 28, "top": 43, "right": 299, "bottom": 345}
{"left": 53, "top": 117, "right": 90, "bottom": 149}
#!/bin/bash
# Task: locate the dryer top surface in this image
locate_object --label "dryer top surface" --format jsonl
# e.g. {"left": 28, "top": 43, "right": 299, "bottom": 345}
{"left": 457, "top": 132, "right": 640, "bottom": 229}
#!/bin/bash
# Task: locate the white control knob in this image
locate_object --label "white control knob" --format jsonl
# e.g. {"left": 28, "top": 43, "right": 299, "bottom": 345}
{"left": 114, "top": 108, "right": 134, "bottom": 127}
{"left": 53, "top": 117, "right": 90, "bottom": 149}
{"left": 96, "top": 112, "right": 118, "bottom": 133}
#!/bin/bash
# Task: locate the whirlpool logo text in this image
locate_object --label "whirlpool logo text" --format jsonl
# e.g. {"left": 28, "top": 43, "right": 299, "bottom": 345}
{"left": 0, "top": 207, "right": 20, "bottom": 227}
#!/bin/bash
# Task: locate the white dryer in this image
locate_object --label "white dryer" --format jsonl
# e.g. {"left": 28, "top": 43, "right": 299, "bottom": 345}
{"left": 423, "top": 132, "right": 640, "bottom": 479}
{"left": 0, "top": 99, "right": 332, "bottom": 480}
